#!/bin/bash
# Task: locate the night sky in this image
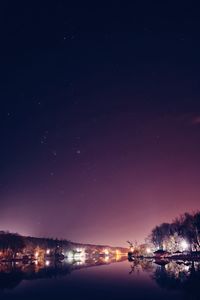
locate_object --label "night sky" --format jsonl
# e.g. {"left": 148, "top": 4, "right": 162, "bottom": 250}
{"left": 1, "top": 2, "right": 200, "bottom": 246}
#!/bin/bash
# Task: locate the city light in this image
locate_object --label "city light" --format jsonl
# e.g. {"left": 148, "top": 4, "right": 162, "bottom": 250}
{"left": 67, "top": 256, "right": 74, "bottom": 263}
{"left": 184, "top": 265, "right": 190, "bottom": 272}
{"left": 46, "top": 249, "right": 50, "bottom": 255}
{"left": 104, "top": 249, "right": 109, "bottom": 256}
{"left": 74, "top": 248, "right": 85, "bottom": 258}
{"left": 35, "top": 251, "right": 39, "bottom": 259}
{"left": 104, "top": 255, "right": 109, "bottom": 262}
{"left": 146, "top": 248, "right": 151, "bottom": 254}
{"left": 74, "top": 253, "right": 81, "bottom": 259}
{"left": 181, "top": 240, "right": 189, "bottom": 251}
{"left": 45, "top": 260, "right": 50, "bottom": 266}
{"left": 67, "top": 251, "right": 74, "bottom": 259}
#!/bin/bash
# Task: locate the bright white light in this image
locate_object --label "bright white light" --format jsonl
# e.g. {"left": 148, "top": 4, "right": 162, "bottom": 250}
{"left": 67, "top": 257, "right": 74, "bottom": 263}
{"left": 35, "top": 251, "right": 39, "bottom": 258}
{"left": 45, "top": 260, "right": 50, "bottom": 266}
{"left": 46, "top": 249, "right": 50, "bottom": 255}
{"left": 184, "top": 265, "right": 190, "bottom": 272}
{"left": 181, "top": 240, "right": 189, "bottom": 251}
{"left": 104, "top": 256, "right": 109, "bottom": 262}
{"left": 146, "top": 248, "right": 151, "bottom": 254}
{"left": 104, "top": 249, "right": 109, "bottom": 256}
{"left": 67, "top": 251, "right": 74, "bottom": 259}
{"left": 74, "top": 249, "right": 85, "bottom": 258}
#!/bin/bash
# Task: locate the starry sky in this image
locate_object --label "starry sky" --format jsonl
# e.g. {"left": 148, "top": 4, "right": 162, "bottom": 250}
{"left": 1, "top": 2, "right": 200, "bottom": 246}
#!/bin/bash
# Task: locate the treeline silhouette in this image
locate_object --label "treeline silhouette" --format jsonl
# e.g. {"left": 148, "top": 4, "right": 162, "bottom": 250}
{"left": 0, "top": 231, "right": 70, "bottom": 259}
{"left": 149, "top": 211, "right": 200, "bottom": 252}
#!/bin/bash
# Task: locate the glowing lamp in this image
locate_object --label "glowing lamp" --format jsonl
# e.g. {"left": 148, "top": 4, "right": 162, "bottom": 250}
{"left": 45, "top": 260, "right": 50, "bottom": 266}
{"left": 67, "top": 251, "right": 73, "bottom": 259}
{"left": 181, "top": 240, "right": 189, "bottom": 251}
{"left": 104, "top": 249, "right": 109, "bottom": 256}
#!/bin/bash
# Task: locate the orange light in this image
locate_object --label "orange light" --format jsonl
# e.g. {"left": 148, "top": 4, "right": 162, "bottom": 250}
{"left": 104, "top": 249, "right": 109, "bottom": 255}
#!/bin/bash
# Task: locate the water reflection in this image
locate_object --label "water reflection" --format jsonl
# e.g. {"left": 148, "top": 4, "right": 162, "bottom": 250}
{"left": 128, "top": 258, "right": 155, "bottom": 274}
{"left": 128, "top": 259, "right": 200, "bottom": 299}
{"left": 153, "top": 260, "right": 200, "bottom": 299}
{"left": 1, "top": 256, "right": 200, "bottom": 299}
{"left": 0, "top": 255, "right": 127, "bottom": 290}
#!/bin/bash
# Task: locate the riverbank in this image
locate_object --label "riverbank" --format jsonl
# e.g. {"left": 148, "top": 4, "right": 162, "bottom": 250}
{"left": 128, "top": 252, "right": 200, "bottom": 262}
{"left": 0, "top": 231, "right": 128, "bottom": 262}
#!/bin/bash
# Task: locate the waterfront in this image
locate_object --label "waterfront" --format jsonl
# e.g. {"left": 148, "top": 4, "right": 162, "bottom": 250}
{"left": 0, "top": 257, "right": 199, "bottom": 299}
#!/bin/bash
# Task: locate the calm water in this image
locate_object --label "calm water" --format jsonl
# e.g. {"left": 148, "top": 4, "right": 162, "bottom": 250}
{"left": 0, "top": 257, "right": 199, "bottom": 299}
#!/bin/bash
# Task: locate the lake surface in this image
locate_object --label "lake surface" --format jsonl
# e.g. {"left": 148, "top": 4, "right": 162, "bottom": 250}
{"left": 0, "top": 257, "right": 199, "bottom": 299}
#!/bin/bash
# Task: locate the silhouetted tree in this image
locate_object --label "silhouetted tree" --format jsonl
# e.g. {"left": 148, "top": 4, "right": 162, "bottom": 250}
{"left": 149, "top": 211, "right": 200, "bottom": 252}
{"left": 0, "top": 232, "right": 25, "bottom": 259}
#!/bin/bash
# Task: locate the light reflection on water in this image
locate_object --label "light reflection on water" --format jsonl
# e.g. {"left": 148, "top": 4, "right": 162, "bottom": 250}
{"left": 0, "top": 257, "right": 200, "bottom": 299}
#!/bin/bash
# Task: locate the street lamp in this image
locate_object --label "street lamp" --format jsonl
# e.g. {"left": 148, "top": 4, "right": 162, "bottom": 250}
{"left": 181, "top": 240, "right": 189, "bottom": 251}
{"left": 146, "top": 248, "right": 151, "bottom": 254}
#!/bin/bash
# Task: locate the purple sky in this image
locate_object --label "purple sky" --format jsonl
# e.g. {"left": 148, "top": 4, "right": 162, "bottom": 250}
{"left": 1, "top": 112, "right": 200, "bottom": 246}
{"left": 1, "top": 3, "right": 200, "bottom": 246}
